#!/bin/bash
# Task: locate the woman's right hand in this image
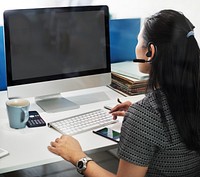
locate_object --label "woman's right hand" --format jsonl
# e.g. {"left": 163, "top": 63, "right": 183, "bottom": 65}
{"left": 110, "top": 101, "right": 132, "bottom": 120}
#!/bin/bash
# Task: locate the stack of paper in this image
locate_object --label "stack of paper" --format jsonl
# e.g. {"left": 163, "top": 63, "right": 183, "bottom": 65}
{"left": 110, "top": 72, "right": 148, "bottom": 96}
{"left": 111, "top": 61, "right": 149, "bottom": 80}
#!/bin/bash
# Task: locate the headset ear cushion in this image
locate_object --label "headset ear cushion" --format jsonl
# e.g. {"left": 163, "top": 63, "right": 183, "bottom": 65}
{"left": 146, "top": 51, "right": 152, "bottom": 57}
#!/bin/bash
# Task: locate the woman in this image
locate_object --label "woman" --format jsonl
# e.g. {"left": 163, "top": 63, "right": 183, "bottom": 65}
{"left": 48, "top": 9, "right": 200, "bottom": 177}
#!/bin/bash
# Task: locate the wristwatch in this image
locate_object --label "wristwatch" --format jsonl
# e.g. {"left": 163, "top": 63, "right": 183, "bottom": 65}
{"left": 76, "top": 156, "right": 93, "bottom": 175}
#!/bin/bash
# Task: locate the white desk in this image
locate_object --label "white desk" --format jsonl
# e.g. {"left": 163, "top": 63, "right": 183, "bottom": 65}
{"left": 0, "top": 86, "right": 144, "bottom": 174}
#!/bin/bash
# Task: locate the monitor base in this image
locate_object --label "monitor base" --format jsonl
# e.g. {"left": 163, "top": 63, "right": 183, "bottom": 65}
{"left": 67, "top": 91, "right": 110, "bottom": 105}
{"left": 36, "top": 94, "right": 79, "bottom": 113}
{"left": 35, "top": 91, "right": 110, "bottom": 113}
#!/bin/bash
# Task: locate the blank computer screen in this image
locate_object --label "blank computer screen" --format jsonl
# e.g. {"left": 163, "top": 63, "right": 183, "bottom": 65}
{"left": 4, "top": 6, "right": 110, "bottom": 84}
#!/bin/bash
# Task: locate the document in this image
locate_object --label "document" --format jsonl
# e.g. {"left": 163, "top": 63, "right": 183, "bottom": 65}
{"left": 0, "top": 148, "right": 9, "bottom": 158}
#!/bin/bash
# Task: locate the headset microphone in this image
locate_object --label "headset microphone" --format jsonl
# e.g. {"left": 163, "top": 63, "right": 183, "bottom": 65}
{"left": 133, "top": 42, "right": 154, "bottom": 63}
{"left": 133, "top": 59, "right": 151, "bottom": 63}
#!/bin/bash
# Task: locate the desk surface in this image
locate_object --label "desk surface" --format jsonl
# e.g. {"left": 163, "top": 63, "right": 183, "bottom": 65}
{"left": 0, "top": 86, "right": 144, "bottom": 174}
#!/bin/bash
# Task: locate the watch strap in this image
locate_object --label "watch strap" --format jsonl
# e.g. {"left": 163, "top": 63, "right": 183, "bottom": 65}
{"left": 76, "top": 156, "right": 93, "bottom": 175}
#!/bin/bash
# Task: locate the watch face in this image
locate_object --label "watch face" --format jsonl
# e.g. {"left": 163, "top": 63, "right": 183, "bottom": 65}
{"left": 78, "top": 161, "right": 84, "bottom": 169}
{"left": 76, "top": 156, "right": 92, "bottom": 174}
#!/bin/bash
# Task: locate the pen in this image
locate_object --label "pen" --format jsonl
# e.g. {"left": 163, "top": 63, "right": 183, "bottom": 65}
{"left": 104, "top": 98, "right": 122, "bottom": 111}
{"left": 117, "top": 98, "right": 122, "bottom": 104}
{"left": 104, "top": 105, "right": 112, "bottom": 111}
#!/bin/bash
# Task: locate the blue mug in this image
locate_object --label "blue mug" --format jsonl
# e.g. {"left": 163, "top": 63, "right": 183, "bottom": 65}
{"left": 6, "top": 99, "right": 30, "bottom": 129}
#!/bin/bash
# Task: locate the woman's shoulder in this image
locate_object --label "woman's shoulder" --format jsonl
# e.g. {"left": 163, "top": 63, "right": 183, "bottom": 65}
{"left": 129, "top": 89, "right": 164, "bottom": 118}
{"left": 123, "top": 89, "right": 169, "bottom": 146}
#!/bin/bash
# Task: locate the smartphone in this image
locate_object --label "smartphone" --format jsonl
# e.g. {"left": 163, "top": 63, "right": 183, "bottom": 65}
{"left": 27, "top": 111, "right": 46, "bottom": 128}
{"left": 93, "top": 127, "right": 120, "bottom": 143}
{"left": 0, "top": 148, "right": 9, "bottom": 158}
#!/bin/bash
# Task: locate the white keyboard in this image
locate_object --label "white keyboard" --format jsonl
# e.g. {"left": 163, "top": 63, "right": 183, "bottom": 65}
{"left": 48, "top": 109, "right": 118, "bottom": 135}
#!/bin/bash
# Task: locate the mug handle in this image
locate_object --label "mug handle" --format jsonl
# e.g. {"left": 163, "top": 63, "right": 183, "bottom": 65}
{"left": 22, "top": 108, "right": 29, "bottom": 123}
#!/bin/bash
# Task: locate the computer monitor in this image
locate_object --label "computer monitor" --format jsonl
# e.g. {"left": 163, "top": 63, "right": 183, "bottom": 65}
{"left": 4, "top": 5, "right": 111, "bottom": 113}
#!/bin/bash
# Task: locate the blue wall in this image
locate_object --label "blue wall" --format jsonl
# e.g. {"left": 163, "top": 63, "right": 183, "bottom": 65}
{"left": 0, "top": 26, "right": 6, "bottom": 91}
{"left": 110, "top": 18, "right": 140, "bottom": 63}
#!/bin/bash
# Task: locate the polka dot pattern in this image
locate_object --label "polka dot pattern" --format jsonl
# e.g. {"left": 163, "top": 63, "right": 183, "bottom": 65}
{"left": 118, "top": 89, "right": 200, "bottom": 177}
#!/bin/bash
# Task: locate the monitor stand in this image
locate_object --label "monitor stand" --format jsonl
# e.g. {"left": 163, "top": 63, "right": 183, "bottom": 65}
{"left": 67, "top": 91, "right": 110, "bottom": 105}
{"left": 35, "top": 94, "right": 80, "bottom": 113}
{"left": 35, "top": 92, "right": 110, "bottom": 113}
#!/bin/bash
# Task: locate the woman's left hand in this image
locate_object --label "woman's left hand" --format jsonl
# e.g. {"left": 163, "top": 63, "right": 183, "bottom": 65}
{"left": 48, "top": 135, "right": 86, "bottom": 165}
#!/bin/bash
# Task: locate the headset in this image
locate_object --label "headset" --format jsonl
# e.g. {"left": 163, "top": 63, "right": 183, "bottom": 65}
{"left": 133, "top": 42, "right": 156, "bottom": 63}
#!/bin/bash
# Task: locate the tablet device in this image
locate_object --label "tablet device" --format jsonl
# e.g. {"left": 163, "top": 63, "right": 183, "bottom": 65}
{"left": 93, "top": 127, "right": 120, "bottom": 143}
{"left": 0, "top": 148, "right": 9, "bottom": 158}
